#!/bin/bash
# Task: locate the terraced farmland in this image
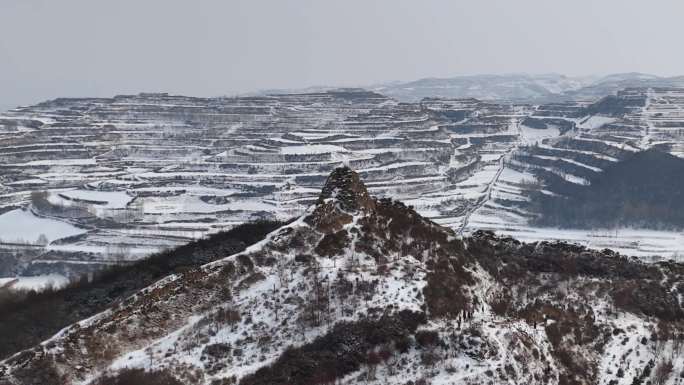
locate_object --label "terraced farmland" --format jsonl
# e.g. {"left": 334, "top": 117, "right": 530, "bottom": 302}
{"left": 1, "top": 87, "right": 683, "bottom": 278}
{"left": 469, "top": 87, "right": 684, "bottom": 258}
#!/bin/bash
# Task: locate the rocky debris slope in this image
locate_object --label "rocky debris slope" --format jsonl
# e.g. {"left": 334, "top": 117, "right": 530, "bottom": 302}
{"left": 1, "top": 168, "right": 682, "bottom": 385}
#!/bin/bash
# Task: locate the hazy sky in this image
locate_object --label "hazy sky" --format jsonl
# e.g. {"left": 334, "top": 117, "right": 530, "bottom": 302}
{"left": 1, "top": 0, "right": 683, "bottom": 110}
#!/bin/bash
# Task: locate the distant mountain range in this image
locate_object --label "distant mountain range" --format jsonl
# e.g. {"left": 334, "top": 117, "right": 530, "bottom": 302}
{"left": 256, "top": 73, "right": 684, "bottom": 103}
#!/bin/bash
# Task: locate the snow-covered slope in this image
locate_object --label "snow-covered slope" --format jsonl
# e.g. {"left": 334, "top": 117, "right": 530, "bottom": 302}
{"left": 465, "top": 87, "right": 684, "bottom": 259}
{"left": 1, "top": 168, "right": 682, "bottom": 385}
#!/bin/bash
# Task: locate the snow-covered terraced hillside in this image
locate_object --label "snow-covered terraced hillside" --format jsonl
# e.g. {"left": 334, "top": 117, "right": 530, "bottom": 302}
{"left": 1, "top": 87, "right": 684, "bottom": 277}
{"left": 467, "top": 87, "right": 684, "bottom": 258}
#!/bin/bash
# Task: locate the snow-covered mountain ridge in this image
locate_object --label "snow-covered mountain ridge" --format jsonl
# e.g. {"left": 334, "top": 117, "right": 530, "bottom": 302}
{"left": 369, "top": 73, "right": 684, "bottom": 103}
{"left": 256, "top": 73, "right": 684, "bottom": 103}
{"left": 1, "top": 167, "right": 682, "bottom": 385}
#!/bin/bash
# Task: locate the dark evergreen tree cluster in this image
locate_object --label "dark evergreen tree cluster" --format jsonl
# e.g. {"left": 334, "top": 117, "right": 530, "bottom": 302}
{"left": 530, "top": 150, "right": 684, "bottom": 229}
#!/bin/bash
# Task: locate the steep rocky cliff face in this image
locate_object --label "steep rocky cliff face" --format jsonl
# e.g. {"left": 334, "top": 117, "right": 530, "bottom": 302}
{"left": 1, "top": 168, "right": 683, "bottom": 385}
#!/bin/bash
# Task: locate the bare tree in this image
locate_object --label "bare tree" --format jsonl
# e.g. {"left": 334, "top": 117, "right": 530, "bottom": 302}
{"left": 653, "top": 360, "right": 673, "bottom": 385}
{"left": 35, "top": 234, "right": 49, "bottom": 246}
{"left": 366, "top": 350, "right": 381, "bottom": 380}
{"left": 29, "top": 190, "right": 50, "bottom": 212}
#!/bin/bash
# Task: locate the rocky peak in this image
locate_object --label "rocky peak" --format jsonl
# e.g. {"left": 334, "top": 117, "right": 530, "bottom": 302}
{"left": 318, "top": 167, "right": 375, "bottom": 213}
{"left": 305, "top": 167, "right": 376, "bottom": 234}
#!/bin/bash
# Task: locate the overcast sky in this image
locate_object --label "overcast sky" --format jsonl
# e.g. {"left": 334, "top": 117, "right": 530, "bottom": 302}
{"left": 1, "top": 0, "right": 683, "bottom": 111}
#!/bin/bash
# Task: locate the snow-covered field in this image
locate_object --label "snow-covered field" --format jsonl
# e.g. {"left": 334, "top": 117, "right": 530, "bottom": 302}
{"left": 467, "top": 224, "right": 684, "bottom": 261}
{"left": 0, "top": 209, "right": 86, "bottom": 244}
{"left": 0, "top": 273, "right": 69, "bottom": 291}
{"left": 281, "top": 144, "right": 348, "bottom": 154}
